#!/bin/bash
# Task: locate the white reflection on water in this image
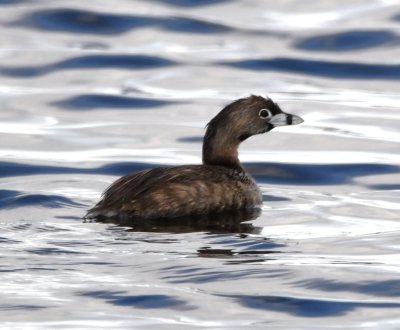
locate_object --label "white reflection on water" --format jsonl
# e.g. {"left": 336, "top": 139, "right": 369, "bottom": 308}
{"left": 260, "top": 0, "right": 400, "bottom": 29}
{"left": 0, "top": 117, "right": 57, "bottom": 135}
{"left": 2, "top": 148, "right": 400, "bottom": 165}
{"left": 0, "top": 148, "right": 199, "bottom": 163}
{"left": 0, "top": 120, "right": 125, "bottom": 135}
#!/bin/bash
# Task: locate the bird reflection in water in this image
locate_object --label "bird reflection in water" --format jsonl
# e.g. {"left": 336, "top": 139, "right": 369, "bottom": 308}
{"left": 93, "top": 207, "right": 262, "bottom": 234}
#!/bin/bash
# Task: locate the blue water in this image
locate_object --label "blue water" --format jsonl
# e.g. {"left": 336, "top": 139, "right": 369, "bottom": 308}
{"left": 1, "top": 1, "right": 400, "bottom": 329}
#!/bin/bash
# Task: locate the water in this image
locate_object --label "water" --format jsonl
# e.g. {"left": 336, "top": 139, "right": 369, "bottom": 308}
{"left": 1, "top": 0, "right": 400, "bottom": 329}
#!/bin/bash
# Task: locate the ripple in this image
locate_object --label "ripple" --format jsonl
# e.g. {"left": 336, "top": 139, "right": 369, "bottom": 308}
{"left": 263, "top": 194, "right": 290, "bottom": 202}
{"left": 164, "top": 267, "right": 288, "bottom": 284}
{"left": 0, "top": 304, "right": 47, "bottom": 311}
{"left": 0, "top": 161, "right": 150, "bottom": 177}
{"left": 78, "top": 290, "right": 190, "bottom": 309}
{"left": 295, "top": 30, "right": 399, "bottom": 51}
{"left": 152, "top": 0, "right": 228, "bottom": 7}
{"left": 295, "top": 279, "right": 400, "bottom": 298}
{"left": 224, "top": 294, "right": 400, "bottom": 317}
{"left": 0, "top": 189, "right": 84, "bottom": 209}
{"left": 0, "top": 189, "right": 19, "bottom": 200}
{"left": 368, "top": 184, "right": 400, "bottom": 190}
{"left": 52, "top": 94, "right": 172, "bottom": 110}
{"left": 1, "top": 2, "right": 400, "bottom": 327}
{"left": 26, "top": 247, "right": 87, "bottom": 255}
{"left": 0, "top": 0, "right": 27, "bottom": 4}
{"left": 177, "top": 136, "right": 203, "bottom": 143}
{"left": 4, "top": 223, "right": 32, "bottom": 231}
{"left": 163, "top": 16, "right": 229, "bottom": 33}
{"left": 198, "top": 247, "right": 280, "bottom": 257}
{"left": 226, "top": 57, "right": 400, "bottom": 79}
{"left": 13, "top": 8, "right": 230, "bottom": 35}
{"left": 247, "top": 162, "right": 400, "bottom": 186}
{"left": 392, "top": 13, "right": 400, "bottom": 21}
{"left": 1, "top": 161, "right": 398, "bottom": 187}
{"left": 35, "top": 225, "right": 70, "bottom": 233}
{"left": 206, "top": 234, "right": 285, "bottom": 251}
{"left": 0, "top": 55, "right": 176, "bottom": 77}
{"left": 14, "top": 8, "right": 154, "bottom": 34}
{"left": 196, "top": 235, "right": 285, "bottom": 264}
{"left": 0, "top": 236, "right": 21, "bottom": 244}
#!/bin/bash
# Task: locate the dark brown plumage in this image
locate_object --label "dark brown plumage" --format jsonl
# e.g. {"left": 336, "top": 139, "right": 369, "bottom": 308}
{"left": 85, "top": 95, "right": 303, "bottom": 220}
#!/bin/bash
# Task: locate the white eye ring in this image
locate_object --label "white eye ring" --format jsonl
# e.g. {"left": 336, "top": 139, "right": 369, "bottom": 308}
{"left": 259, "top": 108, "right": 272, "bottom": 119}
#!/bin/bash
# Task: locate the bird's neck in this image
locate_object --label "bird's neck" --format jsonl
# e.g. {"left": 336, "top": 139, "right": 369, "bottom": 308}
{"left": 202, "top": 126, "right": 241, "bottom": 168}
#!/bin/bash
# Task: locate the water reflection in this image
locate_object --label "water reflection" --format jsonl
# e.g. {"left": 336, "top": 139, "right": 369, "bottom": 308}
{"left": 0, "top": 0, "right": 27, "bottom": 4}
{"left": 52, "top": 94, "right": 172, "bottom": 110}
{"left": 78, "top": 290, "right": 190, "bottom": 309}
{"left": 162, "top": 265, "right": 289, "bottom": 284}
{"left": 13, "top": 8, "right": 231, "bottom": 35}
{"left": 0, "top": 305, "right": 47, "bottom": 311}
{"left": 177, "top": 136, "right": 203, "bottom": 143}
{"left": 223, "top": 294, "right": 400, "bottom": 317}
{"left": 151, "top": 0, "right": 228, "bottom": 7}
{"left": 368, "top": 183, "right": 400, "bottom": 190}
{"left": 1, "top": 161, "right": 398, "bottom": 187}
{"left": 295, "top": 30, "right": 399, "bottom": 51}
{"left": 0, "top": 55, "right": 176, "bottom": 77}
{"left": 248, "top": 162, "right": 400, "bottom": 186}
{"left": 0, "top": 189, "right": 85, "bottom": 209}
{"left": 198, "top": 247, "right": 281, "bottom": 259}
{"left": 0, "top": 161, "right": 151, "bottom": 177}
{"left": 226, "top": 57, "right": 400, "bottom": 79}
{"left": 93, "top": 208, "right": 262, "bottom": 234}
{"left": 296, "top": 278, "right": 400, "bottom": 297}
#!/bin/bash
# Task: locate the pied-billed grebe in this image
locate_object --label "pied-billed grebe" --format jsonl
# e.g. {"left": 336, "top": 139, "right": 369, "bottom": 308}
{"left": 85, "top": 95, "right": 303, "bottom": 220}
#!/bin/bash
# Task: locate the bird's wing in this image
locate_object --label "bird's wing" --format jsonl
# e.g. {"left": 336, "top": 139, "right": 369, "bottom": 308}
{"left": 86, "top": 165, "right": 230, "bottom": 217}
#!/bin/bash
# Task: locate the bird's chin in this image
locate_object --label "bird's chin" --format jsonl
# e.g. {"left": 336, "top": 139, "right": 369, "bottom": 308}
{"left": 264, "top": 124, "right": 274, "bottom": 132}
{"left": 256, "top": 124, "right": 274, "bottom": 135}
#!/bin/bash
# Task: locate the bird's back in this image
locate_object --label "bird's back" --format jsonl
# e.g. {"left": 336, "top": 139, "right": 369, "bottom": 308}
{"left": 86, "top": 164, "right": 262, "bottom": 219}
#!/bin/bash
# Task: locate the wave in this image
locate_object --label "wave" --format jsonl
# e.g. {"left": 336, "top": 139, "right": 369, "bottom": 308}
{"left": 12, "top": 8, "right": 231, "bottom": 35}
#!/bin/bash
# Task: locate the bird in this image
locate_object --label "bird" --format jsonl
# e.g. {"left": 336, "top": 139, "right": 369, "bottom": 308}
{"left": 85, "top": 95, "right": 303, "bottom": 220}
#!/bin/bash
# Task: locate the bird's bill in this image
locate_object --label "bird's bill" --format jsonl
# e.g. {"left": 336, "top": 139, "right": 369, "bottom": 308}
{"left": 269, "top": 113, "right": 304, "bottom": 127}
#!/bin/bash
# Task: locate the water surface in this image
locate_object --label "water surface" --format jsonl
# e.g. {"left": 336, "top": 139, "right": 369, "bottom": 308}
{"left": 0, "top": 0, "right": 400, "bottom": 329}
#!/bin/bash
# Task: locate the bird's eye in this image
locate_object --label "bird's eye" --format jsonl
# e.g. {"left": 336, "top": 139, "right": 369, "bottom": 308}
{"left": 259, "top": 109, "right": 272, "bottom": 119}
